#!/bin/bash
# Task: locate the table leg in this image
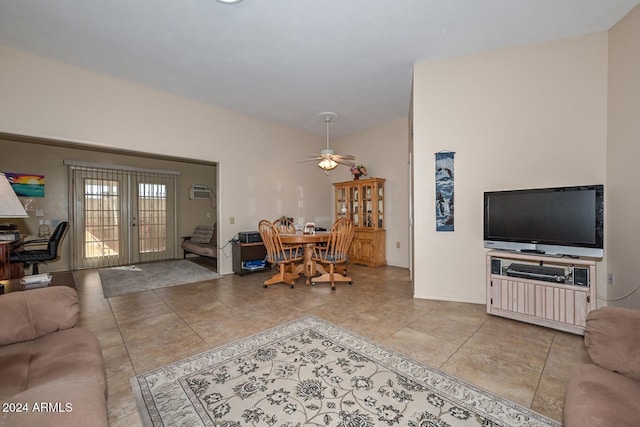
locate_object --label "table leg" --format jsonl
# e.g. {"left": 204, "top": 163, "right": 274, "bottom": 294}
{"left": 303, "top": 244, "right": 314, "bottom": 285}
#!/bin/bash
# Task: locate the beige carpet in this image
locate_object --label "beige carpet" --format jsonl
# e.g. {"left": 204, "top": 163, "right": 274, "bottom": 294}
{"left": 131, "top": 316, "right": 561, "bottom": 427}
{"left": 95, "top": 259, "right": 221, "bottom": 298}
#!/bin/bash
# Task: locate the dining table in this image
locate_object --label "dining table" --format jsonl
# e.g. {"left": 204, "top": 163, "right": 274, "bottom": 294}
{"left": 279, "top": 231, "right": 330, "bottom": 285}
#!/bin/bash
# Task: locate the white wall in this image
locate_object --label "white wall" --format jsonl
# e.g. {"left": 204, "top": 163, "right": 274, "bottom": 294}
{"left": 412, "top": 33, "right": 608, "bottom": 303}
{"left": 607, "top": 5, "right": 640, "bottom": 309}
{"left": 333, "top": 118, "right": 410, "bottom": 268}
{"left": 0, "top": 45, "right": 331, "bottom": 275}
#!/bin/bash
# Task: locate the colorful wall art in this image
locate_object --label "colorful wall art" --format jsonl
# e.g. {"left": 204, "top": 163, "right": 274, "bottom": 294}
{"left": 435, "top": 152, "right": 454, "bottom": 231}
{"left": 4, "top": 172, "right": 45, "bottom": 197}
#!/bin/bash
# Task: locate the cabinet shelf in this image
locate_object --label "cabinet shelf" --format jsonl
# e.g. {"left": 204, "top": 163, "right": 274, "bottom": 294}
{"left": 232, "top": 241, "right": 268, "bottom": 275}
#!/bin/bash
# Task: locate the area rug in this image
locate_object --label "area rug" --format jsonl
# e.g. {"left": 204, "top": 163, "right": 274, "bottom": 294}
{"left": 96, "top": 259, "right": 221, "bottom": 298}
{"left": 130, "top": 316, "right": 561, "bottom": 427}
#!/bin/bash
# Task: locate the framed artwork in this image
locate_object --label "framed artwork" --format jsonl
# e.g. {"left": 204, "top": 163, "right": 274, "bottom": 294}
{"left": 435, "top": 152, "right": 454, "bottom": 231}
{"left": 4, "top": 172, "right": 45, "bottom": 197}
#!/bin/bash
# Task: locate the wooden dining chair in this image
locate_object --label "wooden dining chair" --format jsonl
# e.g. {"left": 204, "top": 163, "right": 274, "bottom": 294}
{"left": 311, "top": 218, "right": 355, "bottom": 290}
{"left": 258, "top": 220, "right": 303, "bottom": 288}
{"left": 273, "top": 216, "right": 296, "bottom": 234}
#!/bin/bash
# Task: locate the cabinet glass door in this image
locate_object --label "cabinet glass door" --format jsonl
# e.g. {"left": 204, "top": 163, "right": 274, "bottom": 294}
{"left": 378, "top": 184, "right": 384, "bottom": 228}
{"left": 349, "top": 187, "right": 359, "bottom": 226}
{"left": 363, "top": 183, "right": 373, "bottom": 228}
{"left": 336, "top": 187, "right": 347, "bottom": 219}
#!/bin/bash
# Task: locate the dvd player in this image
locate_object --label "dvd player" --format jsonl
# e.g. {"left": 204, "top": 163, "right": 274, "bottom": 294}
{"left": 506, "top": 263, "right": 567, "bottom": 283}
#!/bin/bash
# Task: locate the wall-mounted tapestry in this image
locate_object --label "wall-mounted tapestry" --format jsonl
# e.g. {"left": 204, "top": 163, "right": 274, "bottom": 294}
{"left": 4, "top": 172, "right": 45, "bottom": 197}
{"left": 435, "top": 152, "right": 454, "bottom": 231}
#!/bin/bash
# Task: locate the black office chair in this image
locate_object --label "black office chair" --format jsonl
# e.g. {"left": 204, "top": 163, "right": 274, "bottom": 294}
{"left": 10, "top": 221, "right": 69, "bottom": 275}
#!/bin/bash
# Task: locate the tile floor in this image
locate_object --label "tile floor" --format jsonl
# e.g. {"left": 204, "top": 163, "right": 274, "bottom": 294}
{"left": 74, "top": 262, "right": 589, "bottom": 426}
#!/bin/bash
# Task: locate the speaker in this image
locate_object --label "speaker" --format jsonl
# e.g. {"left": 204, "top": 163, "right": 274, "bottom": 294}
{"left": 491, "top": 258, "right": 502, "bottom": 275}
{"left": 573, "top": 267, "right": 589, "bottom": 286}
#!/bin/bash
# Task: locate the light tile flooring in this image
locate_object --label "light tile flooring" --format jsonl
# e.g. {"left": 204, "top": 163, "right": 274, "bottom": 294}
{"left": 74, "top": 262, "right": 589, "bottom": 426}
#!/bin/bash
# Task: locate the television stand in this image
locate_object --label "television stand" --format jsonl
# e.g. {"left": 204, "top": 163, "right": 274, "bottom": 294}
{"left": 486, "top": 250, "right": 597, "bottom": 335}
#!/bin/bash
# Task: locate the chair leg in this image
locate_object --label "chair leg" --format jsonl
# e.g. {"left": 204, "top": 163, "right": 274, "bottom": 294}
{"left": 263, "top": 263, "right": 297, "bottom": 288}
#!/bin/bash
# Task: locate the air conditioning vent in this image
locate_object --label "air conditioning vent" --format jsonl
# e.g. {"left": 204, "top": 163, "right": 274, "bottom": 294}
{"left": 189, "top": 185, "right": 211, "bottom": 200}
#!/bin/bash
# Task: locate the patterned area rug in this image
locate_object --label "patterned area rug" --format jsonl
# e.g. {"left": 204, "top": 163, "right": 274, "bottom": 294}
{"left": 96, "top": 259, "right": 221, "bottom": 298}
{"left": 131, "top": 316, "right": 561, "bottom": 427}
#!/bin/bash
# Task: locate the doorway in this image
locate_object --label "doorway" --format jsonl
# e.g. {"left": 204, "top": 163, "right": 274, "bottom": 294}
{"left": 68, "top": 164, "right": 178, "bottom": 269}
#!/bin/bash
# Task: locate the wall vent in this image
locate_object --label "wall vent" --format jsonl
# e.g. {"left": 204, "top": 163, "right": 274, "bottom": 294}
{"left": 189, "top": 185, "right": 211, "bottom": 200}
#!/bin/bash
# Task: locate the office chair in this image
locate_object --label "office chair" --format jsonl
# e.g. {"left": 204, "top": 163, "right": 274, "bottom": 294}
{"left": 10, "top": 221, "right": 69, "bottom": 275}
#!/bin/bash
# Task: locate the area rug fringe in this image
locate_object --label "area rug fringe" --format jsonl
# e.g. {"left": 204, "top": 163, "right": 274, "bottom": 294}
{"left": 131, "top": 316, "right": 560, "bottom": 427}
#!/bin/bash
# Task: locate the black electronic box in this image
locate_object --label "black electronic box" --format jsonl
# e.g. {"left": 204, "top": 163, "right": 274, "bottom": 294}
{"left": 238, "top": 231, "right": 262, "bottom": 243}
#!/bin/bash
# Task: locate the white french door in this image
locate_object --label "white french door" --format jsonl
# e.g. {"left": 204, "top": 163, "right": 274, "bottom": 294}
{"left": 67, "top": 163, "right": 178, "bottom": 269}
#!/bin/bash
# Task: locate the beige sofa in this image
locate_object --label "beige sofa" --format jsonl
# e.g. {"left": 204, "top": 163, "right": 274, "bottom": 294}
{"left": 564, "top": 306, "right": 640, "bottom": 426}
{"left": 0, "top": 286, "right": 108, "bottom": 427}
{"left": 181, "top": 224, "right": 217, "bottom": 260}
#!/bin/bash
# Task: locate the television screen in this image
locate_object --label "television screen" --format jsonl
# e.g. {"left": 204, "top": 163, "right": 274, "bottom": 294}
{"left": 483, "top": 185, "right": 604, "bottom": 257}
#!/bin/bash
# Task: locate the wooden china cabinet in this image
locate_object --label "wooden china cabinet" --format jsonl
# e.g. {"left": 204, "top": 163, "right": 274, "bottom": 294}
{"left": 333, "top": 177, "right": 386, "bottom": 267}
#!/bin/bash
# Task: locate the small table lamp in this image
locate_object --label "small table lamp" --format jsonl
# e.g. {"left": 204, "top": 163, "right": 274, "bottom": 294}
{"left": 0, "top": 172, "right": 28, "bottom": 219}
{"left": 0, "top": 172, "right": 28, "bottom": 285}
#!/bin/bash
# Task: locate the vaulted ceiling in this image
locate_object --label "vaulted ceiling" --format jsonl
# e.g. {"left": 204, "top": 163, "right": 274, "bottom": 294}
{"left": 0, "top": 0, "right": 637, "bottom": 137}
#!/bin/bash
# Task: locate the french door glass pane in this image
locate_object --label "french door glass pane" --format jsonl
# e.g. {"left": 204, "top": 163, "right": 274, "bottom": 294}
{"left": 83, "top": 179, "right": 120, "bottom": 259}
{"left": 138, "top": 183, "right": 167, "bottom": 253}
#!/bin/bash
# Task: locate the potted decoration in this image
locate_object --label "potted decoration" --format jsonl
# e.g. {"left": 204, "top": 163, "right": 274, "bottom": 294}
{"left": 350, "top": 164, "right": 367, "bottom": 180}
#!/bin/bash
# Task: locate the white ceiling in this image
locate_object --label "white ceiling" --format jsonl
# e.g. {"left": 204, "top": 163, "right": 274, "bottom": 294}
{"left": 0, "top": 0, "right": 638, "bottom": 137}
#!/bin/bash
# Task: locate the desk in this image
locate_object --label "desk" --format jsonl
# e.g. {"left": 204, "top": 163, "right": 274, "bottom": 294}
{"left": 0, "top": 240, "right": 24, "bottom": 280}
{"left": 280, "top": 232, "right": 330, "bottom": 285}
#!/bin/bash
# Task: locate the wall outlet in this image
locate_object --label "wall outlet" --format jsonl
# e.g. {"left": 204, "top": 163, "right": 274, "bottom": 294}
{"left": 607, "top": 273, "right": 615, "bottom": 286}
{"left": 229, "top": 216, "right": 235, "bottom": 225}
{"left": 206, "top": 212, "right": 211, "bottom": 218}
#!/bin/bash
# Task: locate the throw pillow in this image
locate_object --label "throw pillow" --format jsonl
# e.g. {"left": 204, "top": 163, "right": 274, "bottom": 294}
{"left": 190, "top": 225, "right": 214, "bottom": 244}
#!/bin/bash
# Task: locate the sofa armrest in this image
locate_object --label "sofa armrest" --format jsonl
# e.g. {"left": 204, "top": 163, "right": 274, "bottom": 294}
{"left": 0, "top": 286, "right": 80, "bottom": 346}
{"left": 585, "top": 306, "right": 640, "bottom": 381}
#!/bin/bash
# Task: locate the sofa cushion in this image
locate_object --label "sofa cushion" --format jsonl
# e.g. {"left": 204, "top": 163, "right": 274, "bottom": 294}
{"left": 585, "top": 306, "right": 640, "bottom": 382}
{"left": 182, "top": 240, "right": 217, "bottom": 257}
{"left": 189, "top": 225, "right": 215, "bottom": 244}
{"left": 0, "top": 287, "right": 79, "bottom": 346}
{"left": 0, "top": 327, "right": 106, "bottom": 400}
{"left": 564, "top": 363, "right": 640, "bottom": 427}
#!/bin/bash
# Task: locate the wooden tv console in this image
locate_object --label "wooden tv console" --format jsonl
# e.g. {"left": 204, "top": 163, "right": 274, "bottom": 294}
{"left": 486, "top": 250, "right": 597, "bottom": 335}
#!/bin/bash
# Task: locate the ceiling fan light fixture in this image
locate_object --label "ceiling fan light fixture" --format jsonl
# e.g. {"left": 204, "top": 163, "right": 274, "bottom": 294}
{"left": 297, "top": 111, "right": 354, "bottom": 172}
{"left": 318, "top": 158, "right": 338, "bottom": 170}
{"left": 216, "top": 0, "right": 243, "bottom": 4}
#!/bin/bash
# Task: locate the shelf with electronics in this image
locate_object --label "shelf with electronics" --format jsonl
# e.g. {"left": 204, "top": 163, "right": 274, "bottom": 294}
{"left": 334, "top": 177, "right": 386, "bottom": 267}
{"left": 486, "top": 250, "right": 597, "bottom": 335}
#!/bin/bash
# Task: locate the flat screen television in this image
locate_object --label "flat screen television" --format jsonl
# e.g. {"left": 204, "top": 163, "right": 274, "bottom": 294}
{"left": 483, "top": 185, "right": 604, "bottom": 258}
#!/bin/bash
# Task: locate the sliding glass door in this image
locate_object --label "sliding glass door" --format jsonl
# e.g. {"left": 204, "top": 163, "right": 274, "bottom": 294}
{"left": 69, "top": 164, "right": 177, "bottom": 269}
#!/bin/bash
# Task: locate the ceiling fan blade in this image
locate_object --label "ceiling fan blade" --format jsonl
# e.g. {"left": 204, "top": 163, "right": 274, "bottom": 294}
{"left": 333, "top": 154, "right": 355, "bottom": 160}
{"left": 297, "top": 158, "right": 322, "bottom": 163}
{"left": 334, "top": 159, "right": 356, "bottom": 167}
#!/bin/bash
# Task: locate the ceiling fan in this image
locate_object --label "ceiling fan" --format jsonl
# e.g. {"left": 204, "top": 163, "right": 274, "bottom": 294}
{"left": 298, "top": 112, "right": 355, "bottom": 173}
